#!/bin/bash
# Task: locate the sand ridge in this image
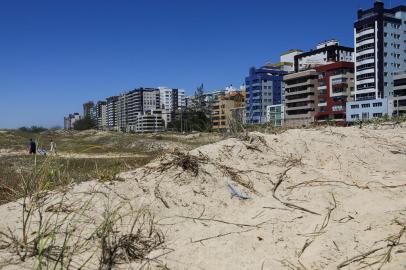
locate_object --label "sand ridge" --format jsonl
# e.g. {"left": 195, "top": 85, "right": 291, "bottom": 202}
{"left": 0, "top": 124, "right": 406, "bottom": 269}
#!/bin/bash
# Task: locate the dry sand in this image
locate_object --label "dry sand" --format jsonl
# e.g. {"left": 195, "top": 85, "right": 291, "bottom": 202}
{"left": 1, "top": 124, "right": 406, "bottom": 269}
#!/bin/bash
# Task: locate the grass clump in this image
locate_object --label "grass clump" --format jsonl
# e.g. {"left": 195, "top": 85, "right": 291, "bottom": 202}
{"left": 96, "top": 203, "right": 167, "bottom": 270}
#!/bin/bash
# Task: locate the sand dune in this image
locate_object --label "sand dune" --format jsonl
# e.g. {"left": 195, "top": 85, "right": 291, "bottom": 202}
{"left": 1, "top": 124, "right": 406, "bottom": 269}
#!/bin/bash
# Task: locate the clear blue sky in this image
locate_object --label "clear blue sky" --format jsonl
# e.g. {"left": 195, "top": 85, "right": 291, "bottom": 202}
{"left": 0, "top": 0, "right": 403, "bottom": 128}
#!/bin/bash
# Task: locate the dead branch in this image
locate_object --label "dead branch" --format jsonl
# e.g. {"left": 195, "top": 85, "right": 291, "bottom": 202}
{"left": 286, "top": 180, "right": 369, "bottom": 190}
{"left": 154, "top": 183, "right": 170, "bottom": 209}
{"left": 337, "top": 220, "right": 406, "bottom": 269}
{"left": 272, "top": 165, "right": 320, "bottom": 216}
{"left": 176, "top": 215, "right": 265, "bottom": 228}
{"left": 191, "top": 229, "right": 254, "bottom": 244}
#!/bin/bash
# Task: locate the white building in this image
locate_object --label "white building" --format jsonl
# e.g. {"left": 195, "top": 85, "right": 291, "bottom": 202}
{"left": 63, "top": 113, "right": 81, "bottom": 130}
{"left": 96, "top": 101, "right": 107, "bottom": 130}
{"left": 159, "top": 87, "right": 186, "bottom": 127}
{"left": 128, "top": 109, "right": 164, "bottom": 133}
{"left": 347, "top": 1, "right": 406, "bottom": 122}
{"left": 295, "top": 40, "right": 354, "bottom": 72}
{"left": 266, "top": 104, "right": 285, "bottom": 127}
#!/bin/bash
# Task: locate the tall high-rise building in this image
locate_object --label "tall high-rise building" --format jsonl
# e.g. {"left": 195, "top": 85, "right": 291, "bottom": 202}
{"left": 354, "top": 1, "right": 406, "bottom": 100}
{"left": 106, "top": 96, "right": 119, "bottom": 131}
{"left": 284, "top": 69, "right": 319, "bottom": 127}
{"left": 347, "top": 1, "right": 405, "bottom": 121}
{"left": 245, "top": 66, "right": 287, "bottom": 124}
{"left": 393, "top": 72, "right": 406, "bottom": 116}
{"left": 96, "top": 101, "right": 107, "bottom": 130}
{"left": 63, "top": 113, "right": 81, "bottom": 130}
{"left": 83, "top": 101, "right": 95, "bottom": 119}
{"left": 159, "top": 87, "right": 186, "bottom": 127}
{"left": 126, "top": 88, "right": 161, "bottom": 132}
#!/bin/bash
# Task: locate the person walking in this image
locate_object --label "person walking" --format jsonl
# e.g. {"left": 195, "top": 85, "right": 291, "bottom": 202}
{"left": 29, "top": 139, "right": 36, "bottom": 155}
{"left": 50, "top": 139, "right": 57, "bottom": 155}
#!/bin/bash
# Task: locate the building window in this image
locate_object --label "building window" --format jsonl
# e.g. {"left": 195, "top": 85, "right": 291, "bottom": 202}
{"left": 373, "top": 113, "right": 383, "bottom": 118}
{"left": 361, "top": 103, "right": 370, "bottom": 108}
{"left": 351, "top": 114, "right": 360, "bottom": 119}
{"left": 373, "top": 102, "right": 382, "bottom": 107}
{"left": 351, "top": 104, "right": 359, "bottom": 109}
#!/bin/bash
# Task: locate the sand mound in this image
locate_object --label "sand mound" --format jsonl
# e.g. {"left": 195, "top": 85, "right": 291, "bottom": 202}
{"left": 1, "top": 125, "right": 406, "bottom": 269}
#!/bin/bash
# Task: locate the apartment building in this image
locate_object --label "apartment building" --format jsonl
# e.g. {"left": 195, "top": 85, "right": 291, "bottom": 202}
{"left": 129, "top": 109, "right": 164, "bottom": 133}
{"left": 211, "top": 90, "right": 245, "bottom": 131}
{"left": 393, "top": 73, "right": 406, "bottom": 115}
{"left": 96, "top": 101, "right": 107, "bottom": 130}
{"left": 284, "top": 69, "right": 318, "bottom": 126}
{"left": 314, "top": 62, "right": 355, "bottom": 125}
{"left": 347, "top": 1, "right": 406, "bottom": 121}
{"left": 106, "top": 96, "right": 119, "bottom": 131}
{"left": 115, "top": 93, "right": 128, "bottom": 132}
{"left": 159, "top": 87, "right": 186, "bottom": 128}
{"left": 294, "top": 40, "right": 354, "bottom": 72}
{"left": 63, "top": 113, "right": 81, "bottom": 130}
{"left": 126, "top": 88, "right": 161, "bottom": 132}
{"left": 266, "top": 104, "right": 284, "bottom": 127}
{"left": 245, "top": 66, "right": 287, "bottom": 124}
{"left": 83, "top": 101, "right": 95, "bottom": 119}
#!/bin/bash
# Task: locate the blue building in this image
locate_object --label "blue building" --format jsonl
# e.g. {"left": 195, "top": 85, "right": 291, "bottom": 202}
{"left": 245, "top": 66, "right": 287, "bottom": 124}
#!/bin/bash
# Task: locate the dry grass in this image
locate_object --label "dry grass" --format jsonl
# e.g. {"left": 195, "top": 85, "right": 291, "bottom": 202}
{"left": 96, "top": 203, "right": 167, "bottom": 270}
{"left": 159, "top": 149, "right": 209, "bottom": 177}
{"left": 0, "top": 156, "right": 152, "bottom": 204}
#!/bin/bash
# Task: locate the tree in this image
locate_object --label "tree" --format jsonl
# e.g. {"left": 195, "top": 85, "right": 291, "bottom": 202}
{"left": 192, "top": 83, "right": 208, "bottom": 114}
{"left": 18, "top": 126, "right": 48, "bottom": 133}
{"left": 73, "top": 116, "right": 96, "bottom": 131}
{"left": 168, "top": 109, "right": 210, "bottom": 132}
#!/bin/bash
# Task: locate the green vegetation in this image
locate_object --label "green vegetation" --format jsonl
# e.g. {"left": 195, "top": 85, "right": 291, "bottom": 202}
{"left": 169, "top": 110, "right": 211, "bottom": 132}
{"left": 18, "top": 126, "right": 48, "bottom": 133}
{"left": 73, "top": 116, "right": 97, "bottom": 130}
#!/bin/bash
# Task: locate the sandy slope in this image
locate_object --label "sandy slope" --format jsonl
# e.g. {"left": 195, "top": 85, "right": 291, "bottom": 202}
{"left": 1, "top": 124, "right": 406, "bottom": 269}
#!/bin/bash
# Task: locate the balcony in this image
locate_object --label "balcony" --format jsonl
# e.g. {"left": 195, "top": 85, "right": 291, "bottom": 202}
{"left": 285, "top": 88, "right": 315, "bottom": 96}
{"left": 285, "top": 103, "right": 315, "bottom": 111}
{"left": 285, "top": 96, "right": 314, "bottom": 104}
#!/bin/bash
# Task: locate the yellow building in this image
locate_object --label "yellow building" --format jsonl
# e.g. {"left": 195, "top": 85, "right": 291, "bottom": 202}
{"left": 211, "top": 90, "right": 246, "bottom": 131}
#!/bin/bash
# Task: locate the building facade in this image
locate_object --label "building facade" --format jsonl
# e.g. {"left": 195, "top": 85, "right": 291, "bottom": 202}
{"left": 347, "top": 2, "right": 406, "bottom": 122}
{"left": 284, "top": 69, "right": 318, "bottom": 126}
{"left": 126, "top": 88, "right": 161, "bottom": 132}
{"left": 245, "top": 66, "right": 287, "bottom": 124}
{"left": 354, "top": 1, "right": 406, "bottom": 100}
{"left": 117, "top": 93, "right": 128, "bottom": 132}
{"left": 106, "top": 96, "right": 119, "bottom": 131}
{"left": 159, "top": 87, "right": 186, "bottom": 128}
{"left": 211, "top": 90, "right": 246, "bottom": 131}
{"left": 63, "top": 113, "right": 81, "bottom": 130}
{"left": 128, "top": 109, "right": 164, "bottom": 133}
{"left": 266, "top": 104, "right": 285, "bottom": 127}
{"left": 314, "top": 62, "right": 355, "bottom": 125}
{"left": 83, "top": 101, "right": 95, "bottom": 119}
{"left": 346, "top": 98, "right": 393, "bottom": 122}
{"left": 294, "top": 40, "right": 354, "bottom": 72}
{"left": 96, "top": 101, "right": 107, "bottom": 130}
{"left": 393, "top": 73, "right": 406, "bottom": 116}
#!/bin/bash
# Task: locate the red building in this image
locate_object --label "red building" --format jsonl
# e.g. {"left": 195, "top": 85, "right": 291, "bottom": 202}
{"left": 314, "top": 62, "right": 354, "bottom": 125}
